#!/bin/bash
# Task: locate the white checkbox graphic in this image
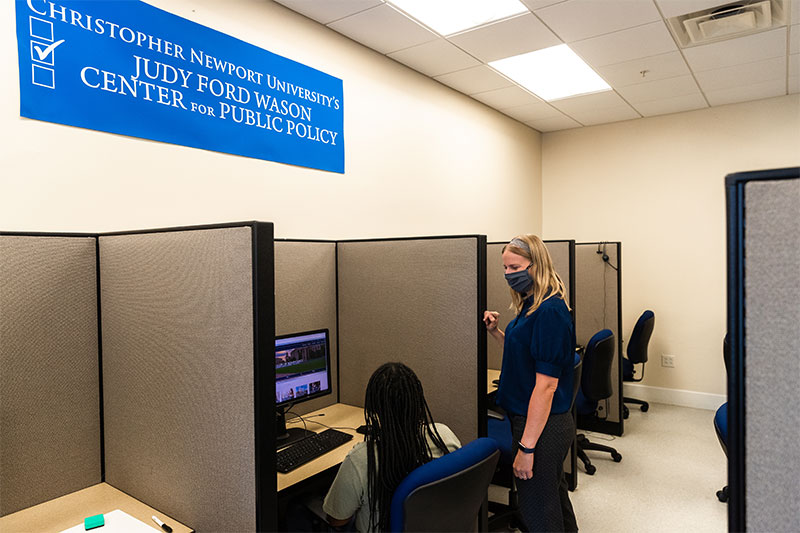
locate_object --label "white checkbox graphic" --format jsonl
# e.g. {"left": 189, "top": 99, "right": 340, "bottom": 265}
{"left": 31, "top": 40, "right": 57, "bottom": 66}
{"left": 29, "top": 16, "right": 54, "bottom": 42}
{"left": 32, "top": 64, "right": 56, "bottom": 89}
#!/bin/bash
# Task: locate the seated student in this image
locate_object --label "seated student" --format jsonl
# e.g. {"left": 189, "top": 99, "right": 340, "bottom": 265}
{"left": 323, "top": 362, "right": 461, "bottom": 532}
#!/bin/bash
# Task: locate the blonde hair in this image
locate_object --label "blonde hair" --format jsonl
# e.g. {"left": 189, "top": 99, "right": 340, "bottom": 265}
{"left": 503, "top": 234, "right": 569, "bottom": 316}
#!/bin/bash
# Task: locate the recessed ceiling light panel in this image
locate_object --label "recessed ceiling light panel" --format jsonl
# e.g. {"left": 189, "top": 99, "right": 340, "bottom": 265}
{"left": 490, "top": 45, "right": 611, "bottom": 101}
{"left": 388, "top": 0, "right": 528, "bottom": 36}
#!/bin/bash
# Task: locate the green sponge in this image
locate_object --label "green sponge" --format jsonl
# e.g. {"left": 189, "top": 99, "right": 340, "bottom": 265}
{"left": 84, "top": 514, "right": 105, "bottom": 530}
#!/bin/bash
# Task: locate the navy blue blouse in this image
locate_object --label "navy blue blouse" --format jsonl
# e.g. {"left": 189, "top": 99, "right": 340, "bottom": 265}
{"left": 496, "top": 295, "right": 576, "bottom": 416}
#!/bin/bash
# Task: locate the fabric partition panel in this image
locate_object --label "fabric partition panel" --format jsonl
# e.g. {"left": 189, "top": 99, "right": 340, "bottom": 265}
{"left": 726, "top": 168, "right": 800, "bottom": 531}
{"left": 574, "top": 243, "right": 623, "bottom": 436}
{"left": 0, "top": 235, "right": 101, "bottom": 516}
{"left": 337, "top": 237, "right": 487, "bottom": 445}
{"left": 486, "top": 243, "right": 511, "bottom": 371}
{"left": 274, "top": 240, "right": 338, "bottom": 415}
{"left": 99, "top": 223, "right": 275, "bottom": 532}
{"left": 486, "top": 240, "right": 575, "bottom": 370}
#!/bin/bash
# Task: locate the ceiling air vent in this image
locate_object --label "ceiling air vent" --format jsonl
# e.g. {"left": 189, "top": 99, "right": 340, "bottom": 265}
{"left": 666, "top": 0, "right": 789, "bottom": 48}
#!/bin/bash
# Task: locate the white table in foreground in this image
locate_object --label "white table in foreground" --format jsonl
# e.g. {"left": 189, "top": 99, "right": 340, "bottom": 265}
{"left": 278, "top": 403, "right": 365, "bottom": 492}
{"left": 0, "top": 483, "right": 192, "bottom": 533}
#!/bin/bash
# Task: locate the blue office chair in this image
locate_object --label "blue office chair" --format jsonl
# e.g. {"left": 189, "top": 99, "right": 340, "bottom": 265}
{"left": 487, "top": 352, "right": 582, "bottom": 530}
{"left": 714, "top": 335, "right": 730, "bottom": 503}
{"left": 622, "top": 310, "right": 655, "bottom": 419}
{"left": 390, "top": 437, "right": 500, "bottom": 532}
{"left": 576, "top": 329, "right": 622, "bottom": 475}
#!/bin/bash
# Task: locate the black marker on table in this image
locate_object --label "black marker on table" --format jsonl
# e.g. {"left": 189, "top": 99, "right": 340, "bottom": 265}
{"left": 151, "top": 515, "right": 173, "bottom": 533}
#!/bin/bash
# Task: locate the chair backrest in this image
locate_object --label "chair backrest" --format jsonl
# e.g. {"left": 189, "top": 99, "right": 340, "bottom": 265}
{"left": 581, "top": 329, "right": 616, "bottom": 403}
{"left": 389, "top": 437, "right": 500, "bottom": 533}
{"left": 627, "top": 310, "right": 655, "bottom": 364}
{"left": 571, "top": 351, "right": 583, "bottom": 410}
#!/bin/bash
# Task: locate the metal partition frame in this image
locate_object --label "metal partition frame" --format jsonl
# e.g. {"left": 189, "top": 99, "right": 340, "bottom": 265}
{"left": 575, "top": 242, "right": 623, "bottom": 437}
{"left": 726, "top": 167, "right": 800, "bottom": 532}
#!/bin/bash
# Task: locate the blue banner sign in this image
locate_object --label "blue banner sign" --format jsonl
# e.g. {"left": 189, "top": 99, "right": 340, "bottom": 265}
{"left": 15, "top": 0, "right": 344, "bottom": 173}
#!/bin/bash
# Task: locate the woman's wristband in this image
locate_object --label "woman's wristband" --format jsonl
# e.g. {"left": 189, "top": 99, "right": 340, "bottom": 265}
{"left": 517, "top": 441, "right": 535, "bottom": 454}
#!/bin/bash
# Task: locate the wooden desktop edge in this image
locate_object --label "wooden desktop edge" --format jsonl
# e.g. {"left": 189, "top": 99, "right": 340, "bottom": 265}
{"left": 0, "top": 483, "right": 193, "bottom": 533}
{"left": 278, "top": 403, "right": 366, "bottom": 492}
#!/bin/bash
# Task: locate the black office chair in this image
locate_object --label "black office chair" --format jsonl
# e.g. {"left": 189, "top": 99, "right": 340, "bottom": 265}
{"left": 714, "top": 335, "right": 730, "bottom": 503}
{"left": 487, "top": 353, "right": 582, "bottom": 531}
{"left": 622, "top": 310, "right": 655, "bottom": 419}
{"left": 390, "top": 437, "right": 500, "bottom": 532}
{"left": 576, "top": 329, "right": 622, "bottom": 475}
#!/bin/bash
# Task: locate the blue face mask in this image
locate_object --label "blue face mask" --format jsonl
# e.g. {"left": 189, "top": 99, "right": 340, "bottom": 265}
{"left": 505, "top": 264, "right": 533, "bottom": 294}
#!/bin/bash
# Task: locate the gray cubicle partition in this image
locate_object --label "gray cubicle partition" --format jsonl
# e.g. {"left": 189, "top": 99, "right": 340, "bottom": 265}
{"left": 485, "top": 239, "right": 577, "bottom": 488}
{"left": 99, "top": 223, "right": 275, "bottom": 532}
{"left": 486, "top": 240, "right": 574, "bottom": 370}
{"left": 337, "top": 236, "right": 487, "bottom": 445}
{"left": 274, "top": 240, "right": 338, "bottom": 415}
{"left": 726, "top": 168, "right": 800, "bottom": 532}
{"left": 0, "top": 234, "right": 101, "bottom": 516}
{"left": 575, "top": 242, "right": 623, "bottom": 436}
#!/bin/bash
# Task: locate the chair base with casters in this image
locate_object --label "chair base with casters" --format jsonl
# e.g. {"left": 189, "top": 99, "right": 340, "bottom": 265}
{"left": 622, "top": 358, "right": 649, "bottom": 419}
{"left": 576, "top": 433, "right": 621, "bottom": 475}
{"left": 622, "top": 396, "right": 649, "bottom": 419}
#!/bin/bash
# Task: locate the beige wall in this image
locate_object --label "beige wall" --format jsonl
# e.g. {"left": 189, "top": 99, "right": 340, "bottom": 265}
{"left": 0, "top": 0, "right": 541, "bottom": 239}
{"left": 542, "top": 95, "right": 800, "bottom": 396}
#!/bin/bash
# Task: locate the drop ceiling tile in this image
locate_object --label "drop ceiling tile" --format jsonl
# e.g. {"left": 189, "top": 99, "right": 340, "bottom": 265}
{"left": 524, "top": 113, "right": 583, "bottom": 132}
{"left": 617, "top": 75, "right": 700, "bottom": 103}
{"left": 682, "top": 27, "right": 788, "bottom": 72}
{"left": 790, "top": 54, "right": 800, "bottom": 78}
{"left": 502, "top": 101, "right": 563, "bottom": 121}
{"left": 327, "top": 4, "right": 437, "bottom": 54}
{"left": 434, "top": 65, "right": 514, "bottom": 95}
{"left": 695, "top": 57, "right": 786, "bottom": 93}
{"left": 521, "top": 0, "right": 566, "bottom": 10}
{"left": 447, "top": 13, "right": 561, "bottom": 63}
{"left": 570, "top": 21, "right": 678, "bottom": 68}
{"left": 597, "top": 51, "right": 691, "bottom": 87}
{"left": 793, "top": 0, "right": 800, "bottom": 25}
{"left": 274, "top": 0, "right": 383, "bottom": 25}
{"left": 568, "top": 104, "right": 641, "bottom": 126}
{"left": 789, "top": 76, "right": 799, "bottom": 94}
{"left": 549, "top": 90, "right": 629, "bottom": 114}
{"left": 535, "top": 0, "right": 661, "bottom": 43}
{"left": 471, "top": 86, "right": 544, "bottom": 110}
{"left": 655, "top": 0, "right": 731, "bottom": 19}
{"left": 632, "top": 92, "right": 708, "bottom": 117}
{"left": 790, "top": 25, "right": 800, "bottom": 54}
{"left": 704, "top": 78, "right": 787, "bottom": 106}
{"left": 388, "top": 39, "right": 481, "bottom": 76}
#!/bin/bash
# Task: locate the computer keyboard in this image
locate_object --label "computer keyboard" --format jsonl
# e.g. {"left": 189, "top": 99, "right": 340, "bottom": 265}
{"left": 276, "top": 428, "right": 354, "bottom": 473}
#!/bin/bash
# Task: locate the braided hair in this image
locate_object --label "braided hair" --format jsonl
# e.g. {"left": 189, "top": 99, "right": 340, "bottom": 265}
{"left": 364, "top": 362, "right": 450, "bottom": 531}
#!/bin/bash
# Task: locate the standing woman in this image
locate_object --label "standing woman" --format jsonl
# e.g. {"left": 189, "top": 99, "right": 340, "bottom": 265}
{"left": 484, "top": 235, "right": 578, "bottom": 532}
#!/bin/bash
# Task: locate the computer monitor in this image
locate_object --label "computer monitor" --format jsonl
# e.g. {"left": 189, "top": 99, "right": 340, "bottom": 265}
{"left": 274, "top": 329, "right": 332, "bottom": 448}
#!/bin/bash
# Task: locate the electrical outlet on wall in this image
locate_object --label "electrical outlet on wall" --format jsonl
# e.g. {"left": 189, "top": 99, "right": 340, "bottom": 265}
{"left": 661, "top": 354, "right": 675, "bottom": 368}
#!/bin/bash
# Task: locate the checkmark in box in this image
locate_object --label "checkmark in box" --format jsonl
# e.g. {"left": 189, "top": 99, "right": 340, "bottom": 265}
{"left": 31, "top": 39, "right": 65, "bottom": 65}
{"left": 32, "top": 64, "right": 55, "bottom": 89}
{"left": 29, "top": 16, "right": 54, "bottom": 42}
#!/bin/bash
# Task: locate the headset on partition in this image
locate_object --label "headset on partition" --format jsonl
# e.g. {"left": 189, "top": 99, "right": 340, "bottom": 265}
{"left": 596, "top": 242, "right": 619, "bottom": 271}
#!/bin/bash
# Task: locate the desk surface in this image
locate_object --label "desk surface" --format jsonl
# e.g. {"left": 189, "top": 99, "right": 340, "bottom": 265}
{"left": 0, "top": 483, "right": 192, "bottom": 533}
{"left": 488, "top": 368, "right": 500, "bottom": 394}
{"left": 278, "top": 403, "right": 365, "bottom": 492}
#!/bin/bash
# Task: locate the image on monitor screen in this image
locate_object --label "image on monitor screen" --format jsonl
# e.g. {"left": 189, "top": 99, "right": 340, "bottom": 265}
{"left": 275, "top": 329, "right": 331, "bottom": 408}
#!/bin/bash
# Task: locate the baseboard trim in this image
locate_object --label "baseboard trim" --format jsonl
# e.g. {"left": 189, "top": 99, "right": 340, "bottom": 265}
{"left": 624, "top": 383, "right": 726, "bottom": 411}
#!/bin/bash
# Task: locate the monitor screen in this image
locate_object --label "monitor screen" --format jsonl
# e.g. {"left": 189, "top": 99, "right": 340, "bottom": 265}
{"left": 275, "top": 329, "right": 331, "bottom": 407}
